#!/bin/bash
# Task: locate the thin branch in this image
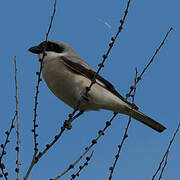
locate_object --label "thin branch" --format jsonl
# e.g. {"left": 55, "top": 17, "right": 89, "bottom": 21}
{"left": 46, "top": 0, "right": 57, "bottom": 41}
{"left": 51, "top": 113, "right": 117, "bottom": 180}
{"left": 88, "top": 0, "right": 131, "bottom": 91}
{"left": 108, "top": 68, "right": 138, "bottom": 180}
{"left": 0, "top": 113, "right": 16, "bottom": 180}
{"left": 35, "top": 125, "right": 65, "bottom": 161}
{"left": 108, "top": 27, "right": 173, "bottom": 179}
{"left": 70, "top": 151, "right": 94, "bottom": 180}
{"left": 24, "top": 1, "right": 57, "bottom": 179}
{"left": 0, "top": 57, "right": 20, "bottom": 179}
{"left": 14, "top": 56, "right": 20, "bottom": 180}
{"left": 152, "top": 121, "right": 180, "bottom": 180}
{"left": 0, "top": 167, "right": 8, "bottom": 180}
{"left": 23, "top": 111, "right": 83, "bottom": 178}
{"left": 35, "top": 111, "right": 84, "bottom": 163}
{"left": 138, "top": 27, "right": 173, "bottom": 82}
{"left": 126, "top": 27, "right": 173, "bottom": 98}
{"left": 158, "top": 152, "right": 169, "bottom": 180}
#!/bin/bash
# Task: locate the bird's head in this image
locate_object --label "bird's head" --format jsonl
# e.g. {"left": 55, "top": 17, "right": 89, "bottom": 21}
{"left": 28, "top": 40, "right": 76, "bottom": 62}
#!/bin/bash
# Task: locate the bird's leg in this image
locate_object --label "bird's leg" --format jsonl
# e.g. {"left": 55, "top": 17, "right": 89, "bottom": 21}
{"left": 64, "top": 110, "right": 84, "bottom": 130}
{"left": 64, "top": 88, "right": 89, "bottom": 130}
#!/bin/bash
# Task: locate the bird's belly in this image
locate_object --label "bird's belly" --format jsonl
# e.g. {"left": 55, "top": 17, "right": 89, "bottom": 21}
{"left": 42, "top": 60, "right": 128, "bottom": 112}
{"left": 42, "top": 61, "right": 81, "bottom": 108}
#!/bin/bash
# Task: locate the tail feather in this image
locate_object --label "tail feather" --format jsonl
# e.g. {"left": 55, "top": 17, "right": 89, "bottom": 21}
{"left": 129, "top": 109, "right": 166, "bottom": 133}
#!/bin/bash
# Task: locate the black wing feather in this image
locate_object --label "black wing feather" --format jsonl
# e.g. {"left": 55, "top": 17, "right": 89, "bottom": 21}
{"left": 61, "top": 56, "right": 138, "bottom": 110}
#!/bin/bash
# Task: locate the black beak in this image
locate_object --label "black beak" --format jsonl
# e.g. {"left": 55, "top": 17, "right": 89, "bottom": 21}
{"left": 28, "top": 45, "right": 43, "bottom": 54}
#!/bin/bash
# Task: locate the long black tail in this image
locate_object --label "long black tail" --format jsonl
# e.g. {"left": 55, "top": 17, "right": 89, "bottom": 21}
{"left": 129, "top": 109, "right": 166, "bottom": 133}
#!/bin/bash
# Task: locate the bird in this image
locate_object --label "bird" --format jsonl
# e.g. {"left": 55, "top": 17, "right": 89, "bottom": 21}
{"left": 28, "top": 40, "right": 166, "bottom": 133}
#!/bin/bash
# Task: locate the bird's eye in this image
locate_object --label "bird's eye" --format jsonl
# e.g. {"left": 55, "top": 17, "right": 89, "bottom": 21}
{"left": 40, "top": 41, "right": 64, "bottom": 53}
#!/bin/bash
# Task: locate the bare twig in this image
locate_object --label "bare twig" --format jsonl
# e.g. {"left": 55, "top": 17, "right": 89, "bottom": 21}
{"left": 35, "top": 111, "right": 84, "bottom": 163}
{"left": 138, "top": 27, "right": 173, "bottom": 82}
{"left": 70, "top": 151, "right": 94, "bottom": 180}
{"left": 24, "top": 1, "right": 57, "bottom": 179}
{"left": 0, "top": 57, "right": 20, "bottom": 179}
{"left": 158, "top": 152, "right": 168, "bottom": 180}
{"left": 107, "top": 27, "right": 173, "bottom": 180}
{"left": 35, "top": 125, "right": 65, "bottom": 161}
{"left": 108, "top": 68, "right": 138, "bottom": 180}
{"left": 51, "top": 113, "right": 117, "bottom": 180}
{"left": 14, "top": 56, "right": 20, "bottom": 180}
{"left": 0, "top": 113, "right": 16, "bottom": 180}
{"left": 46, "top": 0, "right": 57, "bottom": 42}
{"left": 24, "top": 107, "right": 82, "bottom": 179}
{"left": 152, "top": 121, "right": 180, "bottom": 180}
{"left": 126, "top": 27, "right": 173, "bottom": 98}
{"left": 88, "top": 0, "right": 131, "bottom": 91}
{"left": 0, "top": 167, "right": 7, "bottom": 180}
{"left": 108, "top": 26, "right": 173, "bottom": 179}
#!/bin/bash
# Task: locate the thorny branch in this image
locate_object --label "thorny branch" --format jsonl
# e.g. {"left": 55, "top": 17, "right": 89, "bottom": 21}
{"left": 24, "top": 1, "right": 57, "bottom": 179}
{"left": 152, "top": 121, "right": 180, "bottom": 180}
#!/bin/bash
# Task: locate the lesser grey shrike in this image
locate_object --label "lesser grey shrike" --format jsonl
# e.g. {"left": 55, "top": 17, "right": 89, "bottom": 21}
{"left": 28, "top": 40, "right": 166, "bottom": 133}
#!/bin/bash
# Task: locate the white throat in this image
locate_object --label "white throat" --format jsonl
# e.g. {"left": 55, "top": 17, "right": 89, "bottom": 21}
{"left": 38, "top": 51, "right": 66, "bottom": 63}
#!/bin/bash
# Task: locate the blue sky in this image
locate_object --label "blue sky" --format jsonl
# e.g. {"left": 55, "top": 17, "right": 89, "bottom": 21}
{"left": 0, "top": 0, "right": 180, "bottom": 179}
